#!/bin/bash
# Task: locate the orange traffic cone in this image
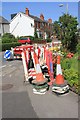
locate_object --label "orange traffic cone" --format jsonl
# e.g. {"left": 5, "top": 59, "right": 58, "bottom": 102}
{"left": 32, "top": 52, "right": 48, "bottom": 94}
{"left": 55, "top": 55, "right": 64, "bottom": 85}
{"left": 52, "top": 55, "right": 69, "bottom": 94}
{"left": 33, "top": 52, "right": 46, "bottom": 84}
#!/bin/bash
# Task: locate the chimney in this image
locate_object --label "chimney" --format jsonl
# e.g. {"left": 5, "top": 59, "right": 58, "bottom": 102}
{"left": 40, "top": 14, "right": 44, "bottom": 20}
{"left": 48, "top": 18, "right": 52, "bottom": 23}
{"left": 25, "top": 8, "right": 29, "bottom": 15}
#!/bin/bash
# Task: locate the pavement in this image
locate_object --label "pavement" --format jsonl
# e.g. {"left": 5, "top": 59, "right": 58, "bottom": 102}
{"left": 0, "top": 52, "right": 79, "bottom": 119}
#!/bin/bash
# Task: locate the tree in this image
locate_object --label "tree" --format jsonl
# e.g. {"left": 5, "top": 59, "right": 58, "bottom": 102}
{"left": 34, "top": 31, "right": 38, "bottom": 38}
{"left": 53, "top": 14, "right": 78, "bottom": 52}
{"left": 53, "top": 21, "right": 61, "bottom": 39}
{"left": 2, "top": 33, "right": 17, "bottom": 43}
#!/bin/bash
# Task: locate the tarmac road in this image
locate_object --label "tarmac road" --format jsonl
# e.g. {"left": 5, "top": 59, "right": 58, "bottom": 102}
{"left": 0, "top": 52, "right": 79, "bottom": 119}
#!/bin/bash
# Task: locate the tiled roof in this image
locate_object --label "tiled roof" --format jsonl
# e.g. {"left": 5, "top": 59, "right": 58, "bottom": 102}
{"left": 29, "top": 14, "right": 48, "bottom": 23}
{"left": 29, "top": 14, "right": 42, "bottom": 22}
{"left": 0, "top": 16, "right": 9, "bottom": 24}
{"left": 11, "top": 12, "right": 52, "bottom": 24}
{"left": 11, "top": 12, "right": 52, "bottom": 23}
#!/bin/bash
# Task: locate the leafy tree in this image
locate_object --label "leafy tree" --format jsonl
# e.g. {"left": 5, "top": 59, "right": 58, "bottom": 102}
{"left": 53, "top": 14, "right": 78, "bottom": 52}
{"left": 53, "top": 21, "right": 61, "bottom": 39}
{"left": 2, "top": 33, "right": 17, "bottom": 43}
{"left": 76, "top": 42, "right": 80, "bottom": 54}
{"left": 34, "top": 31, "right": 38, "bottom": 38}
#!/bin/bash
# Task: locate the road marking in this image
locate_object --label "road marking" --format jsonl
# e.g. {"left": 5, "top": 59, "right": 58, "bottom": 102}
{"left": 9, "top": 74, "right": 12, "bottom": 77}
{"left": 0, "top": 65, "right": 6, "bottom": 69}
{"left": 9, "top": 64, "right": 12, "bottom": 67}
{"left": 2, "top": 67, "right": 17, "bottom": 77}
{"left": 0, "top": 64, "right": 13, "bottom": 69}
{"left": 0, "top": 74, "right": 2, "bottom": 77}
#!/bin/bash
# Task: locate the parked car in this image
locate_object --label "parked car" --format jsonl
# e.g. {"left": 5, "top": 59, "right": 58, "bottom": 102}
{"left": 18, "top": 37, "right": 32, "bottom": 44}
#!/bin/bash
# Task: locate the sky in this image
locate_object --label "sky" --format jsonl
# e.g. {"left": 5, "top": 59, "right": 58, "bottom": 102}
{"left": 1, "top": 1, "right": 79, "bottom": 23}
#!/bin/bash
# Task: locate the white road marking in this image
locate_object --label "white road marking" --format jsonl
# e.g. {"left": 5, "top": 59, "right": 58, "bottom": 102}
{"left": 9, "top": 74, "right": 12, "bottom": 77}
{"left": 0, "top": 65, "right": 6, "bottom": 69}
{"left": 0, "top": 74, "right": 2, "bottom": 77}
{"left": 9, "top": 64, "right": 12, "bottom": 67}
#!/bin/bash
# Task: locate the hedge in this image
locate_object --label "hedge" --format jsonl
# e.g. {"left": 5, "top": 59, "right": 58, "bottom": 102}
{"left": 0, "top": 42, "right": 22, "bottom": 51}
{"left": 46, "top": 38, "right": 52, "bottom": 43}
{"left": 19, "top": 36, "right": 51, "bottom": 43}
{"left": 20, "top": 36, "right": 34, "bottom": 40}
{"left": 32, "top": 38, "right": 52, "bottom": 43}
{"left": 32, "top": 39, "right": 46, "bottom": 44}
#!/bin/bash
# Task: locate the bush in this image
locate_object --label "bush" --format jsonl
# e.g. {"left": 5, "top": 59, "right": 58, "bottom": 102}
{"left": 61, "top": 53, "right": 79, "bottom": 93}
{"left": 63, "top": 69, "right": 78, "bottom": 82}
{"left": 19, "top": 36, "right": 34, "bottom": 40}
{"left": 76, "top": 42, "right": 80, "bottom": 54}
{"left": 32, "top": 39, "right": 46, "bottom": 44}
{"left": 63, "top": 68, "right": 78, "bottom": 93}
{"left": 46, "top": 38, "right": 52, "bottom": 43}
{"left": 2, "top": 42, "right": 22, "bottom": 51}
{"left": 34, "top": 31, "right": 38, "bottom": 38}
{"left": 61, "top": 52, "right": 78, "bottom": 71}
{"left": 61, "top": 58, "right": 71, "bottom": 70}
{"left": 2, "top": 33, "right": 17, "bottom": 43}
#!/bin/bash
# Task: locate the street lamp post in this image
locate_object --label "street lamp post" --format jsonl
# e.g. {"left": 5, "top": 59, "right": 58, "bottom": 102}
{"left": 66, "top": 3, "right": 68, "bottom": 15}
{"left": 59, "top": 3, "right": 68, "bottom": 14}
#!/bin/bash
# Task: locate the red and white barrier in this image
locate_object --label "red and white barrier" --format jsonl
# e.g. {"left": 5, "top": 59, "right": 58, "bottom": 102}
{"left": 21, "top": 50, "right": 28, "bottom": 82}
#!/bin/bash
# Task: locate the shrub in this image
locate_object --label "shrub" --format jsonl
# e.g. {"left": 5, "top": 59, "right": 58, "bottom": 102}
{"left": 2, "top": 42, "right": 22, "bottom": 51}
{"left": 76, "top": 42, "right": 80, "bottom": 54}
{"left": 61, "top": 52, "right": 78, "bottom": 71}
{"left": 61, "top": 52, "right": 79, "bottom": 93}
{"left": 63, "top": 68, "right": 78, "bottom": 93}
{"left": 2, "top": 33, "right": 17, "bottom": 43}
{"left": 61, "top": 58, "right": 71, "bottom": 70}
{"left": 0, "top": 43, "right": 2, "bottom": 52}
{"left": 63, "top": 69, "right": 78, "bottom": 82}
{"left": 34, "top": 31, "right": 38, "bottom": 38}
{"left": 46, "top": 38, "right": 52, "bottom": 43}
{"left": 31, "top": 38, "right": 46, "bottom": 44}
{"left": 19, "top": 36, "right": 34, "bottom": 40}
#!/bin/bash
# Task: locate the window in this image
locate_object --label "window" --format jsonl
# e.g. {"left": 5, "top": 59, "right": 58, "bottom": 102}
{"left": 42, "top": 23, "right": 44, "bottom": 26}
{"left": 20, "top": 14, "right": 21, "bottom": 17}
{"left": 0, "top": 24, "right": 1, "bottom": 29}
{"left": 31, "top": 23, "right": 33, "bottom": 27}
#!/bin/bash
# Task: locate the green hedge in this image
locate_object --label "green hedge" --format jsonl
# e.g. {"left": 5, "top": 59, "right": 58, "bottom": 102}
{"left": 46, "top": 38, "right": 52, "bottom": 43}
{"left": 19, "top": 36, "right": 34, "bottom": 40}
{"left": 32, "top": 39, "right": 46, "bottom": 44}
{"left": 63, "top": 69, "right": 78, "bottom": 93}
{"left": 1, "top": 42, "right": 22, "bottom": 51}
{"left": 61, "top": 53, "right": 78, "bottom": 93}
{"left": 19, "top": 36, "right": 51, "bottom": 43}
{"left": 2, "top": 33, "right": 18, "bottom": 43}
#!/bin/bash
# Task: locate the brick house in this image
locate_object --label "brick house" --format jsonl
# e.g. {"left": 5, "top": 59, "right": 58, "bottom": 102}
{"left": 10, "top": 8, "right": 53, "bottom": 39}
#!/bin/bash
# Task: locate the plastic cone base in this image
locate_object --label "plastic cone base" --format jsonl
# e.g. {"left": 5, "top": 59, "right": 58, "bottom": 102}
{"left": 52, "top": 89, "right": 69, "bottom": 96}
{"left": 52, "top": 84, "right": 69, "bottom": 94}
{"left": 33, "top": 88, "right": 47, "bottom": 95}
{"left": 32, "top": 78, "right": 47, "bottom": 85}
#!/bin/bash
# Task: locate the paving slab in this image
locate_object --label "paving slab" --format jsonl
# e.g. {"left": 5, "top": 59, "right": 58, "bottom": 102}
{"left": 26, "top": 84, "right": 78, "bottom": 118}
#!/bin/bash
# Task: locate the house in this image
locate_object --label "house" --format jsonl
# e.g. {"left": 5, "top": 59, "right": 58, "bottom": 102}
{"left": 0, "top": 16, "right": 10, "bottom": 37}
{"left": 10, "top": 8, "right": 53, "bottom": 39}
